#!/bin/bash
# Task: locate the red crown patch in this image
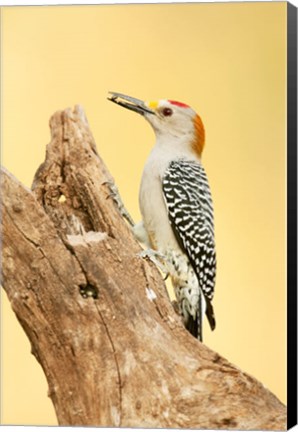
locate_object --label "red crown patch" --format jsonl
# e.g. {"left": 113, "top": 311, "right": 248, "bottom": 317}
{"left": 168, "top": 100, "right": 190, "bottom": 108}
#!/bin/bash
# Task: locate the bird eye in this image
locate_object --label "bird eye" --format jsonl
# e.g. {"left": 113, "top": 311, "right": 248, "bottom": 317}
{"left": 162, "top": 107, "right": 173, "bottom": 117}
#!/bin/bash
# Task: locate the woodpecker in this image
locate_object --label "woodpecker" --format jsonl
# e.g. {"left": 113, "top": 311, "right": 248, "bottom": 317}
{"left": 108, "top": 92, "right": 216, "bottom": 341}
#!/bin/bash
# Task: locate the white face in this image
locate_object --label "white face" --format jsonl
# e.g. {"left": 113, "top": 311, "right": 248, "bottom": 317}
{"left": 144, "top": 100, "right": 197, "bottom": 139}
{"left": 108, "top": 92, "right": 205, "bottom": 158}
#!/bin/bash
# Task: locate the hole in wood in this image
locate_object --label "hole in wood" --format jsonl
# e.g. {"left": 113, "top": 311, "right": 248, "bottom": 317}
{"left": 79, "top": 283, "right": 98, "bottom": 299}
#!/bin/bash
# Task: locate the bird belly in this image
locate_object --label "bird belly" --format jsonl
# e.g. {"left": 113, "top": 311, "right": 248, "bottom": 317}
{"left": 169, "top": 251, "right": 206, "bottom": 320}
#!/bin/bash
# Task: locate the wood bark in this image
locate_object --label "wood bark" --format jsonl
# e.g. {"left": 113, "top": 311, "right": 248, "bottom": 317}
{"left": 1, "top": 106, "right": 287, "bottom": 429}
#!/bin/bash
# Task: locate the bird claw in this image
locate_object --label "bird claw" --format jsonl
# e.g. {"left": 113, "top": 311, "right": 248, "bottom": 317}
{"left": 163, "top": 272, "right": 169, "bottom": 281}
{"left": 138, "top": 249, "right": 169, "bottom": 276}
{"left": 103, "top": 181, "right": 135, "bottom": 226}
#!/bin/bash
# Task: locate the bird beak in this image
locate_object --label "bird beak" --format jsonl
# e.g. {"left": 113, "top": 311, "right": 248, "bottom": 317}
{"left": 107, "top": 92, "right": 156, "bottom": 116}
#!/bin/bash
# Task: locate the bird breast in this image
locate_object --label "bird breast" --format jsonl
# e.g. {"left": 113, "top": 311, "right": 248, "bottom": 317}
{"left": 139, "top": 142, "right": 195, "bottom": 253}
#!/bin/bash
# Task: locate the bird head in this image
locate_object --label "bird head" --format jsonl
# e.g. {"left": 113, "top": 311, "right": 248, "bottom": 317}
{"left": 108, "top": 92, "right": 205, "bottom": 157}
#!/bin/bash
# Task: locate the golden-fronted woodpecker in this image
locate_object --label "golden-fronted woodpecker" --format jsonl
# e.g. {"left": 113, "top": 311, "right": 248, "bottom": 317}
{"left": 108, "top": 92, "right": 216, "bottom": 342}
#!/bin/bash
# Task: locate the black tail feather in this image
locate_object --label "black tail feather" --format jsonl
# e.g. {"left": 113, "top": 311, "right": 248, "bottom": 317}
{"left": 206, "top": 298, "right": 216, "bottom": 331}
{"left": 186, "top": 314, "right": 202, "bottom": 341}
{"left": 185, "top": 296, "right": 215, "bottom": 341}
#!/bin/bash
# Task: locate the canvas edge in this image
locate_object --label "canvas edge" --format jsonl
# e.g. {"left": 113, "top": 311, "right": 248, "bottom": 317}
{"left": 287, "top": 1, "right": 298, "bottom": 430}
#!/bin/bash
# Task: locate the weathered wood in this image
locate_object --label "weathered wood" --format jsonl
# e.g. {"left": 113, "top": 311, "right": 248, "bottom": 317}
{"left": 1, "top": 106, "right": 286, "bottom": 429}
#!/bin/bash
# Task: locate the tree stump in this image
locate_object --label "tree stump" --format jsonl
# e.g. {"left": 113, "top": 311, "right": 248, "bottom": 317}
{"left": 1, "top": 106, "right": 287, "bottom": 429}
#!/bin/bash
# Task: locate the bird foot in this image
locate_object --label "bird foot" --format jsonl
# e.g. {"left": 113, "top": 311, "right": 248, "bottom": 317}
{"left": 104, "top": 181, "right": 135, "bottom": 227}
{"left": 138, "top": 249, "right": 169, "bottom": 278}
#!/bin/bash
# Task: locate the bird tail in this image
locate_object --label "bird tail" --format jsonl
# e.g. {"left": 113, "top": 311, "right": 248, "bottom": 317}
{"left": 172, "top": 278, "right": 211, "bottom": 342}
{"left": 185, "top": 292, "right": 205, "bottom": 342}
{"left": 185, "top": 294, "right": 216, "bottom": 341}
{"left": 186, "top": 313, "right": 202, "bottom": 341}
{"left": 205, "top": 298, "right": 216, "bottom": 331}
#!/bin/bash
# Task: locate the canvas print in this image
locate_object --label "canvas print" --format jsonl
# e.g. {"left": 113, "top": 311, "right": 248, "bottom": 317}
{"left": 1, "top": 1, "right": 297, "bottom": 430}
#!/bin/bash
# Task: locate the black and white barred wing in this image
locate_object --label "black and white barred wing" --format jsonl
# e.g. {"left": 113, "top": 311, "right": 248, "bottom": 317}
{"left": 162, "top": 159, "right": 216, "bottom": 330}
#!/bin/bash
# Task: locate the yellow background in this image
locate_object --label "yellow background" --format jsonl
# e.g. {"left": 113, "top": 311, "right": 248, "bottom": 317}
{"left": 1, "top": 2, "right": 287, "bottom": 426}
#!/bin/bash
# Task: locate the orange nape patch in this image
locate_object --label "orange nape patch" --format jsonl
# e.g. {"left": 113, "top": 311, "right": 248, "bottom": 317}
{"left": 192, "top": 114, "right": 205, "bottom": 156}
